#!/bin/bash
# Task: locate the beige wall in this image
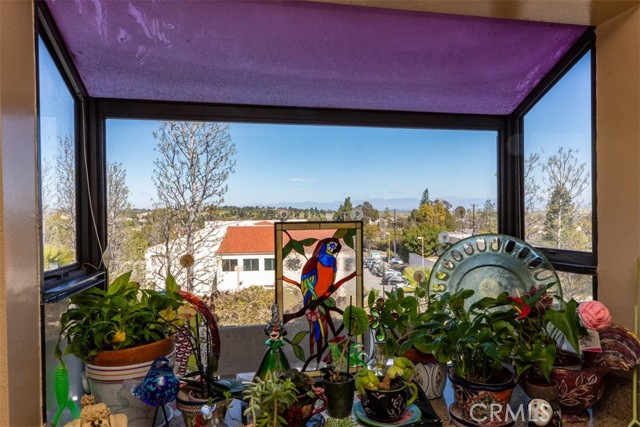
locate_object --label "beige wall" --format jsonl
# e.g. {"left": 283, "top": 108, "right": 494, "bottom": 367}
{"left": 0, "top": 0, "right": 41, "bottom": 426}
{"left": 596, "top": 6, "right": 640, "bottom": 330}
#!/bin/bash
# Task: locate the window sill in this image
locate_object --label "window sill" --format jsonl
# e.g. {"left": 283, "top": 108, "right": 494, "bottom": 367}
{"left": 42, "top": 270, "right": 105, "bottom": 303}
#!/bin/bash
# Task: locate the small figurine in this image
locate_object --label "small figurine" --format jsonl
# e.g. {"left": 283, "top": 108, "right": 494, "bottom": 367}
{"left": 132, "top": 357, "right": 179, "bottom": 425}
{"left": 255, "top": 304, "right": 290, "bottom": 380}
{"left": 64, "top": 394, "right": 127, "bottom": 427}
{"left": 528, "top": 398, "right": 561, "bottom": 427}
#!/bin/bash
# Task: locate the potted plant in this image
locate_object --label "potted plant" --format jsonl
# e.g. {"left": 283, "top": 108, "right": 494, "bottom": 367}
{"left": 243, "top": 369, "right": 326, "bottom": 427}
{"left": 370, "top": 278, "right": 448, "bottom": 399}
{"left": 354, "top": 357, "right": 418, "bottom": 423}
{"left": 55, "top": 272, "right": 185, "bottom": 426}
{"left": 410, "top": 289, "right": 517, "bottom": 427}
{"left": 322, "top": 304, "right": 368, "bottom": 419}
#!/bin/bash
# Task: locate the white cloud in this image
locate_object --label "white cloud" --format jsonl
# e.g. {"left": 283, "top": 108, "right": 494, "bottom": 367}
{"left": 289, "top": 177, "right": 317, "bottom": 183}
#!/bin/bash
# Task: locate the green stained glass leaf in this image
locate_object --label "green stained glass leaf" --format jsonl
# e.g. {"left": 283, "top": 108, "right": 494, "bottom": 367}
{"left": 292, "top": 343, "right": 306, "bottom": 362}
{"left": 291, "top": 240, "right": 305, "bottom": 255}
{"left": 299, "top": 238, "right": 318, "bottom": 247}
{"left": 333, "top": 229, "right": 348, "bottom": 239}
{"left": 290, "top": 331, "right": 308, "bottom": 345}
{"left": 324, "top": 297, "right": 336, "bottom": 308}
{"left": 343, "top": 233, "right": 354, "bottom": 250}
{"left": 282, "top": 242, "right": 293, "bottom": 258}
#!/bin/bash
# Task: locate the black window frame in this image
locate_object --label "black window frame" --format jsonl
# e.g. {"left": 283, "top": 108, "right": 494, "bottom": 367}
{"left": 243, "top": 258, "right": 260, "bottom": 272}
{"left": 264, "top": 258, "right": 276, "bottom": 271}
{"left": 37, "top": 4, "right": 106, "bottom": 303}
{"left": 222, "top": 259, "right": 239, "bottom": 272}
{"left": 36, "top": 0, "right": 597, "bottom": 301}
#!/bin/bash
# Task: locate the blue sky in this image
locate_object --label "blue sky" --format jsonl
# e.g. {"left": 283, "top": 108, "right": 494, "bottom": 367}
{"left": 103, "top": 54, "right": 591, "bottom": 211}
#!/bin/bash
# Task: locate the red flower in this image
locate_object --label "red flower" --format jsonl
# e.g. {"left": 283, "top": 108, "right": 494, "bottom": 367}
{"left": 329, "top": 335, "right": 347, "bottom": 344}
{"left": 508, "top": 296, "right": 532, "bottom": 320}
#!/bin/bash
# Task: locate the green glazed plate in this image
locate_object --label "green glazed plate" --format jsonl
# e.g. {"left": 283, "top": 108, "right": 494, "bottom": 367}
{"left": 428, "top": 234, "right": 561, "bottom": 308}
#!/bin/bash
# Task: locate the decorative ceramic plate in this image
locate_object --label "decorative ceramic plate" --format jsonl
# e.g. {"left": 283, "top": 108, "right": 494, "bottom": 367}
{"left": 449, "top": 402, "right": 514, "bottom": 427}
{"left": 428, "top": 234, "right": 561, "bottom": 308}
{"left": 354, "top": 401, "right": 422, "bottom": 426}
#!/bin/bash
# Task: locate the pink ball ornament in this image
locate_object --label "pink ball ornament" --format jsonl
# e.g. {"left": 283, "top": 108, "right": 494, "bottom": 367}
{"left": 578, "top": 301, "right": 612, "bottom": 330}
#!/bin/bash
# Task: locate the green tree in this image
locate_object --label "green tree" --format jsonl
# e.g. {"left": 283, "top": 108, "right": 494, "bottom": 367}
{"left": 542, "top": 148, "right": 590, "bottom": 250}
{"left": 363, "top": 223, "right": 381, "bottom": 250}
{"left": 401, "top": 224, "right": 444, "bottom": 257}
{"left": 413, "top": 199, "right": 456, "bottom": 230}
{"left": 361, "top": 201, "right": 379, "bottom": 223}
{"left": 420, "top": 188, "right": 430, "bottom": 206}
{"left": 477, "top": 199, "right": 497, "bottom": 233}
{"left": 334, "top": 196, "right": 353, "bottom": 221}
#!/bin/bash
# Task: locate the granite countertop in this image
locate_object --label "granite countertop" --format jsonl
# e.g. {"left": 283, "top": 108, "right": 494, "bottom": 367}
{"left": 428, "top": 374, "right": 638, "bottom": 427}
{"left": 169, "top": 374, "right": 639, "bottom": 427}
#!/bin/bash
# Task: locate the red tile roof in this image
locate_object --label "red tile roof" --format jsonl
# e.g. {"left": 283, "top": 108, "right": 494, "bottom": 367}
{"left": 217, "top": 225, "right": 274, "bottom": 255}
{"left": 217, "top": 224, "right": 340, "bottom": 255}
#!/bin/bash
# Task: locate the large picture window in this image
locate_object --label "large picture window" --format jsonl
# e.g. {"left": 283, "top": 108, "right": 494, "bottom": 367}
{"left": 106, "top": 118, "right": 498, "bottom": 319}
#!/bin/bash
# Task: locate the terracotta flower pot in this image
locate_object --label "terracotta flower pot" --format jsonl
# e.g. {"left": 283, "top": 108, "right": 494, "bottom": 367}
{"left": 89, "top": 337, "right": 175, "bottom": 366}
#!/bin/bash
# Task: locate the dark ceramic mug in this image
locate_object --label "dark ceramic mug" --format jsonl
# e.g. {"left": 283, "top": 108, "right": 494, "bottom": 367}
{"left": 285, "top": 387, "right": 328, "bottom": 425}
{"left": 360, "top": 380, "right": 418, "bottom": 422}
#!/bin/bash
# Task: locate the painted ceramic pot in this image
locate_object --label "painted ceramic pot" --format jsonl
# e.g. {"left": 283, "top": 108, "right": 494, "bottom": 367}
{"left": 85, "top": 339, "right": 176, "bottom": 427}
{"left": 401, "top": 348, "right": 447, "bottom": 399}
{"left": 284, "top": 387, "right": 327, "bottom": 426}
{"left": 448, "top": 367, "right": 516, "bottom": 427}
{"left": 549, "top": 353, "right": 604, "bottom": 423}
{"left": 176, "top": 387, "right": 225, "bottom": 427}
{"left": 359, "top": 379, "right": 418, "bottom": 422}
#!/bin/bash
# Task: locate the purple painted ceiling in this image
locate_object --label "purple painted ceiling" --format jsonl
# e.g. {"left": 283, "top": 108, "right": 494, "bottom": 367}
{"left": 45, "top": 0, "right": 587, "bottom": 115}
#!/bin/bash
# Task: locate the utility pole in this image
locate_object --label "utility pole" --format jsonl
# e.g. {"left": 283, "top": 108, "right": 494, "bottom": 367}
{"left": 393, "top": 209, "right": 397, "bottom": 257}
{"left": 472, "top": 204, "right": 476, "bottom": 234}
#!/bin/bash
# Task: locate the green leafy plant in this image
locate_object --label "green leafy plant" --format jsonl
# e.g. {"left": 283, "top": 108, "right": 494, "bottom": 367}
{"left": 325, "top": 305, "right": 368, "bottom": 382}
{"left": 402, "top": 287, "right": 585, "bottom": 384}
{"left": 366, "top": 278, "right": 430, "bottom": 357}
{"left": 55, "top": 272, "right": 184, "bottom": 362}
{"left": 354, "top": 357, "right": 415, "bottom": 394}
{"left": 242, "top": 371, "right": 300, "bottom": 427}
{"left": 405, "top": 289, "right": 517, "bottom": 383}
{"left": 507, "top": 286, "right": 585, "bottom": 381}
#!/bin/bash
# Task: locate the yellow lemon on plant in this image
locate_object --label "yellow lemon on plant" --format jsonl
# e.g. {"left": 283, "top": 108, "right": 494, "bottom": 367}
{"left": 112, "top": 330, "right": 126, "bottom": 343}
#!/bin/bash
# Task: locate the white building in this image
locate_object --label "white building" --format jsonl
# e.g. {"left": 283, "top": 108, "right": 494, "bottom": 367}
{"left": 216, "top": 221, "right": 277, "bottom": 291}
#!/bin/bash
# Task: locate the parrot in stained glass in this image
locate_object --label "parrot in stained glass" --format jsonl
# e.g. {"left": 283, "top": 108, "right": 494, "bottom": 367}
{"left": 300, "top": 237, "right": 342, "bottom": 357}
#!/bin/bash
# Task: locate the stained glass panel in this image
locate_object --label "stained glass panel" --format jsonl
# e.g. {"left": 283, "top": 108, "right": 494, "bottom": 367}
{"left": 275, "top": 221, "right": 363, "bottom": 373}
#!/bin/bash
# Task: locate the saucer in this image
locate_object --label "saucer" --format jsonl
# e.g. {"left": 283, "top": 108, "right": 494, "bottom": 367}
{"left": 354, "top": 401, "right": 421, "bottom": 426}
{"left": 449, "top": 403, "right": 514, "bottom": 427}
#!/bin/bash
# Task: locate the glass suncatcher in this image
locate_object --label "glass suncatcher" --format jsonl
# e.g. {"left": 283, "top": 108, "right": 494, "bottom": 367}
{"left": 275, "top": 221, "right": 363, "bottom": 373}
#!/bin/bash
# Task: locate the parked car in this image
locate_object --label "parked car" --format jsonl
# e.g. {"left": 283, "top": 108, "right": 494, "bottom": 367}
{"left": 390, "top": 258, "right": 405, "bottom": 271}
{"left": 381, "top": 270, "right": 405, "bottom": 287}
